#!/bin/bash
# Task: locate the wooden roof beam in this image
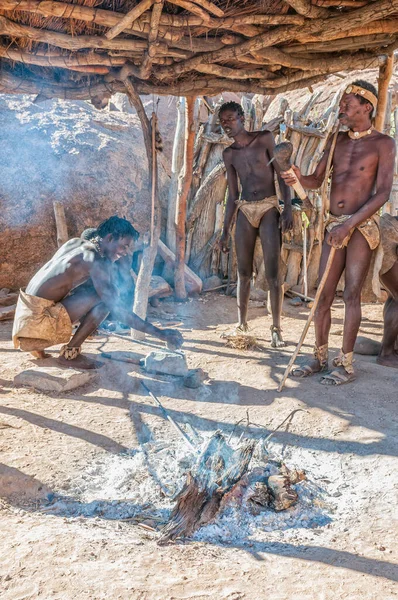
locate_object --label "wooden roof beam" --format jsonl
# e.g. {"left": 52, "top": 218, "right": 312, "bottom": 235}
{"left": 154, "top": 0, "right": 398, "bottom": 81}
{"left": 283, "top": 0, "right": 330, "bottom": 18}
{"left": 140, "top": 0, "right": 164, "bottom": 79}
{"left": 0, "top": 14, "right": 168, "bottom": 53}
{"left": 105, "top": 0, "right": 154, "bottom": 41}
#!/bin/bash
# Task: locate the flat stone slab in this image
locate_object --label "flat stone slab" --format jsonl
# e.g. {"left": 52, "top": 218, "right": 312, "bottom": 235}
{"left": 144, "top": 351, "right": 188, "bottom": 377}
{"left": 14, "top": 366, "right": 97, "bottom": 392}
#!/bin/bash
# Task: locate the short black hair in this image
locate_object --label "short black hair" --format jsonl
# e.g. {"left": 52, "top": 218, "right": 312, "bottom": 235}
{"left": 219, "top": 101, "right": 244, "bottom": 118}
{"left": 97, "top": 216, "right": 139, "bottom": 241}
{"left": 81, "top": 227, "right": 98, "bottom": 241}
{"left": 351, "top": 80, "right": 378, "bottom": 107}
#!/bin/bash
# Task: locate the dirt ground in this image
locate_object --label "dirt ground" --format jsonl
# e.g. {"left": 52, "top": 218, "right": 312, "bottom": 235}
{"left": 1, "top": 293, "right": 397, "bottom": 600}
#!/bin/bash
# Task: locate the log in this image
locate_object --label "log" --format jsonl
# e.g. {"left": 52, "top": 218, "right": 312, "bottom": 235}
{"left": 158, "top": 240, "right": 202, "bottom": 293}
{"left": 139, "top": 0, "right": 165, "bottom": 79}
{"left": 159, "top": 432, "right": 255, "bottom": 543}
{"left": 283, "top": 0, "right": 330, "bottom": 18}
{"left": 174, "top": 95, "right": 196, "bottom": 300}
{"left": 105, "top": 0, "right": 155, "bottom": 40}
{"left": 53, "top": 202, "right": 68, "bottom": 247}
{"left": 375, "top": 54, "right": 395, "bottom": 132}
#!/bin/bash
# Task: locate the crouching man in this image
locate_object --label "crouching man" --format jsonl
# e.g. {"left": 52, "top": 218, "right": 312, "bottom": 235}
{"left": 12, "top": 216, "right": 183, "bottom": 369}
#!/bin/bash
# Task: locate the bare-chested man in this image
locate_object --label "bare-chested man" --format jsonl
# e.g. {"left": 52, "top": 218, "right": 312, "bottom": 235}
{"left": 219, "top": 101, "right": 293, "bottom": 347}
{"left": 13, "top": 216, "right": 183, "bottom": 369}
{"left": 282, "top": 80, "right": 396, "bottom": 385}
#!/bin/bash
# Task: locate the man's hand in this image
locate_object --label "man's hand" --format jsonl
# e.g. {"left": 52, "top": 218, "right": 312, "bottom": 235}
{"left": 280, "top": 165, "right": 301, "bottom": 187}
{"left": 280, "top": 206, "right": 293, "bottom": 233}
{"left": 219, "top": 231, "right": 230, "bottom": 253}
{"left": 161, "top": 328, "right": 184, "bottom": 349}
{"left": 327, "top": 224, "right": 350, "bottom": 249}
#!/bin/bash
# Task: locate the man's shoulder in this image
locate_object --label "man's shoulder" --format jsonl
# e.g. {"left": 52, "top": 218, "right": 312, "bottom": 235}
{"left": 375, "top": 131, "right": 396, "bottom": 147}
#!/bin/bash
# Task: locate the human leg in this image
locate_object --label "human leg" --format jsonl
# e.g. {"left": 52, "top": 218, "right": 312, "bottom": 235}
{"left": 258, "top": 208, "right": 285, "bottom": 347}
{"left": 377, "top": 262, "right": 398, "bottom": 368}
{"left": 235, "top": 211, "right": 258, "bottom": 330}
{"left": 293, "top": 236, "right": 346, "bottom": 378}
{"left": 58, "top": 287, "right": 109, "bottom": 369}
{"left": 321, "top": 230, "right": 372, "bottom": 385}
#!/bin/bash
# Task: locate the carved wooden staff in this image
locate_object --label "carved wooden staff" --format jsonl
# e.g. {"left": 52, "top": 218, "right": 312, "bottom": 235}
{"left": 277, "top": 246, "right": 336, "bottom": 392}
{"left": 273, "top": 141, "right": 336, "bottom": 392}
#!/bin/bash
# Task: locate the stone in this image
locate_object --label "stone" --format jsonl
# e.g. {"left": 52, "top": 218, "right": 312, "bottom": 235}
{"left": 143, "top": 351, "right": 188, "bottom": 377}
{"left": 14, "top": 367, "right": 97, "bottom": 392}
{"left": 288, "top": 297, "right": 302, "bottom": 307}
{"left": 354, "top": 336, "right": 381, "bottom": 356}
{"left": 249, "top": 287, "right": 268, "bottom": 302}
{"left": 0, "top": 288, "right": 10, "bottom": 297}
{"left": 183, "top": 368, "right": 206, "bottom": 389}
{"left": 0, "top": 304, "right": 16, "bottom": 320}
{"left": 202, "top": 276, "right": 223, "bottom": 291}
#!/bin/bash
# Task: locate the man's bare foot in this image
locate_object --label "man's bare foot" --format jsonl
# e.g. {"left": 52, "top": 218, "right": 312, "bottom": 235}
{"left": 30, "top": 350, "right": 51, "bottom": 359}
{"left": 292, "top": 357, "right": 324, "bottom": 378}
{"left": 57, "top": 355, "right": 103, "bottom": 370}
{"left": 376, "top": 353, "right": 398, "bottom": 369}
{"left": 270, "top": 326, "right": 286, "bottom": 348}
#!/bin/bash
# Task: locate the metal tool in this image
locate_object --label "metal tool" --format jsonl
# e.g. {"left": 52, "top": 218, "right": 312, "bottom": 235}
{"left": 99, "top": 329, "right": 184, "bottom": 356}
{"left": 141, "top": 382, "right": 199, "bottom": 454}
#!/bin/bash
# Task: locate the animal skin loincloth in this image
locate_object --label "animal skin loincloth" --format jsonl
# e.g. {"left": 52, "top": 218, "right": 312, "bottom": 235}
{"left": 12, "top": 290, "right": 72, "bottom": 352}
{"left": 235, "top": 195, "right": 279, "bottom": 228}
{"left": 372, "top": 213, "right": 398, "bottom": 298}
{"left": 325, "top": 213, "right": 380, "bottom": 250}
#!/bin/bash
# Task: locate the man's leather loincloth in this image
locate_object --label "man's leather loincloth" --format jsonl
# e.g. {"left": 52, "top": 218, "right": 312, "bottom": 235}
{"left": 12, "top": 290, "right": 72, "bottom": 352}
{"left": 325, "top": 213, "right": 380, "bottom": 250}
{"left": 235, "top": 195, "right": 279, "bottom": 229}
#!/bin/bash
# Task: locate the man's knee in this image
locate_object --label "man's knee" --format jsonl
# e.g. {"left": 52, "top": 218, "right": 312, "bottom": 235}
{"left": 343, "top": 287, "right": 361, "bottom": 307}
{"left": 315, "top": 292, "right": 334, "bottom": 315}
{"left": 238, "top": 269, "right": 252, "bottom": 283}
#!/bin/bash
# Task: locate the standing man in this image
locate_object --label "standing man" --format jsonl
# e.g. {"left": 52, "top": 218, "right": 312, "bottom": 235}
{"left": 219, "top": 101, "right": 293, "bottom": 348}
{"left": 281, "top": 80, "right": 396, "bottom": 385}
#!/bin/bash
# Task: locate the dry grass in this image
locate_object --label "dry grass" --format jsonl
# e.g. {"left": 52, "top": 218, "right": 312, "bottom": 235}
{"left": 222, "top": 333, "right": 259, "bottom": 351}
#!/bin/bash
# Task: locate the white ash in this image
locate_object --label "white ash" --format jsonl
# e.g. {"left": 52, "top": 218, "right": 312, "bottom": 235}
{"left": 41, "top": 430, "right": 348, "bottom": 546}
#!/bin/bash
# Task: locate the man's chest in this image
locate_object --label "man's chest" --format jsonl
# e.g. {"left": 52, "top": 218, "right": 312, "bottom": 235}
{"left": 332, "top": 138, "right": 378, "bottom": 176}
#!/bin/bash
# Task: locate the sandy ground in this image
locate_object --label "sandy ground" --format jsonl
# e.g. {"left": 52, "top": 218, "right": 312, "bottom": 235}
{"left": 0, "top": 294, "right": 397, "bottom": 600}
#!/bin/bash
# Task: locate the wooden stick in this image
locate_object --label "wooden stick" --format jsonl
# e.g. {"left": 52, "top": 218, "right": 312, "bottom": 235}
{"left": 105, "top": 0, "right": 155, "bottom": 40}
{"left": 53, "top": 202, "right": 68, "bottom": 247}
{"left": 174, "top": 96, "right": 196, "bottom": 300}
{"left": 150, "top": 112, "right": 157, "bottom": 244}
{"left": 141, "top": 382, "right": 199, "bottom": 453}
{"left": 375, "top": 53, "right": 395, "bottom": 132}
{"left": 278, "top": 246, "right": 336, "bottom": 392}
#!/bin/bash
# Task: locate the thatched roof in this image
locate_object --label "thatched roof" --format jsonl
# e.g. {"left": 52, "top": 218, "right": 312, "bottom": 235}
{"left": 0, "top": 0, "right": 397, "bottom": 104}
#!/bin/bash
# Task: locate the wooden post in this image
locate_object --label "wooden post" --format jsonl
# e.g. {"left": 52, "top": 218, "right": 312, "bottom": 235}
{"left": 53, "top": 201, "right": 68, "bottom": 247}
{"left": 174, "top": 95, "right": 196, "bottom": 300}
{"left": 125, "top": 78, "right": 160, "bottom": 339}
{"left": 166, "top": 97, "right": 185, "bottom": 254}
{"left": 375, "top": 54, "right": 394, "bottom": 133}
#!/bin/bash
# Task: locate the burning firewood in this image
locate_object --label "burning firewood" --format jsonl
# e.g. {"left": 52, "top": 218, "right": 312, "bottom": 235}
{"left": 158, "top": 432, "right": 255, "bottom": 544}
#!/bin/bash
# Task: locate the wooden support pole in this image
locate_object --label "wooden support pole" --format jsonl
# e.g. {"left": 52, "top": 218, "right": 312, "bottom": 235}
{"left": 174, "top": 95, "right": 196, "bottom": 300}
{"left": 105, "top": 0, "right": 154, "bottom": 40}
{"left": 53, "top": 202, "right": 68, "bottom": 247}
{"left": 375, "top": 53, "right": 395, "bottom": 132}
{"left": 125, "top": 78, "right": 160, "bottom": 339}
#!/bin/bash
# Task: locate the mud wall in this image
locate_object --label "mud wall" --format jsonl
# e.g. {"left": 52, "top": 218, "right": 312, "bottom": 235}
{"left": 0, "top": 94, "right": 176, "bottom": 290}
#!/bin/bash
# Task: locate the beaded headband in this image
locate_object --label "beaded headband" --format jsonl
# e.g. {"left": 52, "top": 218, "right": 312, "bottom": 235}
{"left": 345, "top": 84, "right": 378, "bottom": 110}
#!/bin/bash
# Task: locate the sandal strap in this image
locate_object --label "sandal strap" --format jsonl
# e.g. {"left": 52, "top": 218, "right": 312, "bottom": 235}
{"left": 313, "top": 343, "right": 328, "bottom": 367}
{"left": 332, "top": 350, "right": 355, "bottom": 374}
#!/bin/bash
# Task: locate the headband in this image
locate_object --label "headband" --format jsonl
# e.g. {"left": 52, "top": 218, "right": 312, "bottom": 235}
{"left": 345, "top": 84, "right": 378, "bottom": 110}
